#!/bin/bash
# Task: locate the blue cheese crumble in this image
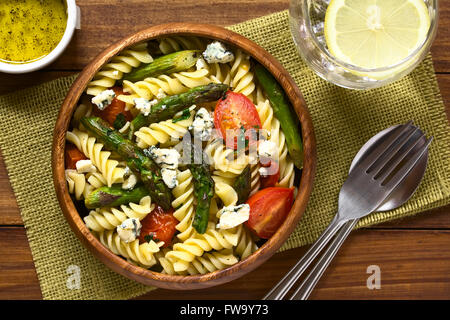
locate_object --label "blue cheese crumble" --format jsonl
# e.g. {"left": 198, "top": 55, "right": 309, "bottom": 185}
{"left": 122, "top": 173, "right": 138, "bottom": 190}
{"left": 117, "top": 218, "right": 142, "bottom": 243}
{"left": 134, "top": 98, "right": 158, "bottom": 116}
{"left": 189, "top": 107, "right": 214, "bottom": 141}
{"left": 202, "top": 41, "right": 235, "bottom": 64}
{"left": 196, "top": 57, "right": 208, "bottom": 70}
{"left": 147, "top": 146, "right": 180, "bottom": 188}
{"left": 216, "top": 204, "right": 250, "bottom": 229}
{"left": 91, "top": 89, "right": 115, "bottom": 110}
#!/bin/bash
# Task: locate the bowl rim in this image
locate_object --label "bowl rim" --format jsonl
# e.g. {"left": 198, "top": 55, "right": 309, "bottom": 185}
{"left": 0, "top": 0, "right": 77, "bottom": 74}
{"left": 52, "top": 23, "right": 317, "bottom": 290}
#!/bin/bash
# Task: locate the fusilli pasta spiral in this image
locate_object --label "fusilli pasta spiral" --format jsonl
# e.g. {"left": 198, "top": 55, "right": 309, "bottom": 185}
{"left": 65, "top": 170, "right": 103, "bottom": 200}
{"left": 134, "top": 109, "right": 195, "bottom": 149}
{"left": 212, "top": 176, "right": 238, "bottom": 207}
{"left": 229, "top": 50, "right": 255, "bottom": 100}
{"left": 235, "top": 225, "right": 258, "bottom": 259}
{"left": 164, "top": 222, "right": 241, "bottom": 272}
{"left": 66, "top": 129, "right": 126, "bottom": 187}
{"left": 86, "top": 43, "right": 153, "bottom": 96}
{"left": 158, "top": 36, "right": 206, "bottom": 54}
{"left": 84, "top": 196, "right": 154, "bottom": 232}
{"left": 204, "top": 139, "right": 248, "bottom": 175}
{"left": 171, "top": 170, "right": 196, "bottom": 242}
{"left": 118, "top": 69, "right": 211, "bottom": 107}
{"left": 255, "top": 88, "right": 295, "bottom": 188}
{"left": 186, "top": 250, "right": 238, "bottom": 275}
{"left": 97, "top": 229, "right": 162, "bottom": 267}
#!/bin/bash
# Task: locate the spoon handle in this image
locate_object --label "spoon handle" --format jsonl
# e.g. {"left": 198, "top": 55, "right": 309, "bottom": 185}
{"left": 262, "top": 215, "right": 346, "bottom": 300}
{"left": 289, "top": 219, "right": 359, "bottom": 300}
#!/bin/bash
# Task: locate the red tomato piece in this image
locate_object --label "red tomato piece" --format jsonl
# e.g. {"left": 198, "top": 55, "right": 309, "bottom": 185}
{"left": 65, "top": 143, "right": 87, "bottom": 169}
{"left": 138, "top": 206, "right": 178, "bottom": 247}
{"left": 260, "top": 161, "right": 280, "bottom": 189}
{"left": 92, "top": 86, "right": 133, "bottom": 126}
{"left": 214, "top": 91, "right": 261, "bottom": 150}
{"left": 245, "top": 187, "right": 294, "bottom": 239}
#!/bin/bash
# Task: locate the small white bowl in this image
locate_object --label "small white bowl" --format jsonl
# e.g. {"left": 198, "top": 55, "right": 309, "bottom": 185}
{"left": 0, "top": 0, "right": 78, "bottom": 74}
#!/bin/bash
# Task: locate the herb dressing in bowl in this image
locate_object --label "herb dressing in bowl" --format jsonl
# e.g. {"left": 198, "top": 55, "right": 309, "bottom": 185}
{"left": 0, "top": 0, "right": 68, "bottom": 64}
{"left": 0, "top": 0, "right": 77, "bottom": 74}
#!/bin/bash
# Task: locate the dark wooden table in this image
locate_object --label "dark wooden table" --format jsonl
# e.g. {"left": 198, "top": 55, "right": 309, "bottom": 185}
{"left": 0, "top": 0, "right": 449, "bottom": 300}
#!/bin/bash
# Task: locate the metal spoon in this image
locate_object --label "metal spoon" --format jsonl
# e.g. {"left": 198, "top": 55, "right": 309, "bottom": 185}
{"left": 289, "top": 123, "right": 430, "bottom": 299}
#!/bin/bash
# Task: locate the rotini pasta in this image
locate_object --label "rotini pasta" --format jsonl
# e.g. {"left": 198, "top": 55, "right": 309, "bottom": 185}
{"left": 235, "top": 225, "right": 258, "bottom": 260}
{"left": 97, "top": 229, "right": 162, "bottom": 267}
{"left": 229, "top": 50, "right": 256, "bottom": 100}
{"left": 171, "top": 170, "right": 196, "bottom": 242}
{"left": 158, "top": 36, "right": 206, "bottom": 54}
{"left": 212, "top": 176, "right": 238, "bottom": 207}
{"left": 118, "top": 69, "right": 211, "bottom": 108}
{"left": 204, "top": 139, "right": 248, "bottom": 175}
{"left": 186, "top": 250, "right": 239, "bottom": 275}
{"left": 66, "top": 129, "right": 126, "bottom": 187}
{"left": 86, "top": 43, "right": 153, "bottom": 96}
{"left": 164, "top": 222, "right": 241, "bottom": 272}
{"left": 255, "top": 87, "right": 295, "bottom": 188}
{"left": 84, "top": 196, "right": 154, "bottom": 232}
{"left": 65, "top": 169, "right": 101, "bottom": 200}
{"left": 134, "top": 109, "right": 195, "bottom": 149}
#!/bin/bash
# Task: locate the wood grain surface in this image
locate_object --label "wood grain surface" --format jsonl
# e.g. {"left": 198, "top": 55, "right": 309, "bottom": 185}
{"left": 0, "top": 0, "right": 449, "bottom": 300}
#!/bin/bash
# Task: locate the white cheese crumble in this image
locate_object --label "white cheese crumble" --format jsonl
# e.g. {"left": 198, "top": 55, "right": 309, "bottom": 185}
{"left": 258, "top": 140, "right": 278, "bottom": 159}
{"left": 156, "top": 88, "right": 167, "bottom": 100}
{"left": 147, "top": 146, "right": 180, "bottom": 188}
{"left": 91, "top": 89, "right": 115, "bottom": 110}
{"left": 196, "top": 57, "right": 208, "bottom": 70}
{"left": 75, "top": 159, "right": 96, "bottom": 174}
{"left": 216, "top": 204, "right": 250, "bottom": 229}
{"left": 134, "top": 98, "right": 158, "bottom": 116}
{"left": 161, "top": 168, "right": 178, "bottom": 189}
{"left": 117, "top": 218, "right": 142, "bottom": 243}
{"left": 122, "top": 173, "right": 138, "bottom": 190}
{"left": 202, "top": 41, "right": 235, "bottom": 64}
{"left": 189, "top": 107, "right": 214, "bottom": 141}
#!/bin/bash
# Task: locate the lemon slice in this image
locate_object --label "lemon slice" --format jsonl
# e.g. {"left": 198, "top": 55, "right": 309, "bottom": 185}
{"left": 324, "top": 0, "right": 430, "bottom": 71}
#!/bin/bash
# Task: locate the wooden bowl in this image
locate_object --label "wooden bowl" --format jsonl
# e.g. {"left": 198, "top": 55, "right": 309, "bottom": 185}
{"left": 52, "top": 23, "right": 317, "bottom": 290}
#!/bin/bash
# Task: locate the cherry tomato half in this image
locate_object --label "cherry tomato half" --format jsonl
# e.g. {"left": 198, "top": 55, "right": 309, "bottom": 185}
{"left": 92, "top": 86, "right": 133, "bottom": 126}
{"left": 65, "top": 143, "right": 87, "bottom": 169}
{"left": 214, "top": 91, "right": 261, "bottom": 150}
{"left": 245, "top": 187, "right": 294, "bottom": 239}
{"left": 138, "top": 206, "right": 178, "bottom": 247}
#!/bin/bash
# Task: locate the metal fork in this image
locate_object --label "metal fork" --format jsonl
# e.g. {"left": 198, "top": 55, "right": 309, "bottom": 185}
{"left": 263, "top": 122, "right": 432, "bottom": 300}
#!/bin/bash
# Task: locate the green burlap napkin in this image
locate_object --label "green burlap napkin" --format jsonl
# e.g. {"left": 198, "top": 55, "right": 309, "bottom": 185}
{"left": 0, "top": 10, "right": 449, "bottom": 300}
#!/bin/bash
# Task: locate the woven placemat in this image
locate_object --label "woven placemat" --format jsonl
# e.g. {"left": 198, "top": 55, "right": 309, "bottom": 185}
{"left": 0, "top": 10, "right": 449, "bottom": 300}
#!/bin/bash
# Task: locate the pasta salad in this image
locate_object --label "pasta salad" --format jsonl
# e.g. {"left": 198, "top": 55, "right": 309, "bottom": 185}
{"left": 65, "top": 36, "right": 303, "bottom": 275}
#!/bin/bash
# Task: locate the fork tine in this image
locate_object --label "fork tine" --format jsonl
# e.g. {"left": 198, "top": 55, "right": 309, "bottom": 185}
{"left": 374, "top": 132, "right": 425, "bottom": 182}
{"left": 383, "top": 137, "right": 432, "bottom": 191}
{"left": 357, "top": 121, "right": 414, "bottom": 172}
{"left": 367, "top": 126, "right": 420, "bottom": 176}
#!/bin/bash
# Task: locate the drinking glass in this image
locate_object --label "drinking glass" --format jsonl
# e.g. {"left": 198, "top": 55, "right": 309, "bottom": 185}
{"left": 289, "top": 0, "right": 439, "bottom": 90}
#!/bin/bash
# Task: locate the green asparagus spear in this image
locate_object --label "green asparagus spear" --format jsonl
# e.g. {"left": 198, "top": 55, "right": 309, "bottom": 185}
{"left": 122, "top": 50, "right": 200, "bottom": 82}
{"left": 85, "top": 185, "right": 149, "bottom": 209}
{"left": 80, "top": 117, "right": 173, "bottom": 210}
{"left": 254, "top": 64, "right": 304, "bottom": 169}
{"left": 128, "top": 83, "right": 229, "bottom": 139}
{"left": 233, "top": 165, "right": 251, "bottom": 204}
{"left": 189, "top": 143, "right": 215, "bottom": 234}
